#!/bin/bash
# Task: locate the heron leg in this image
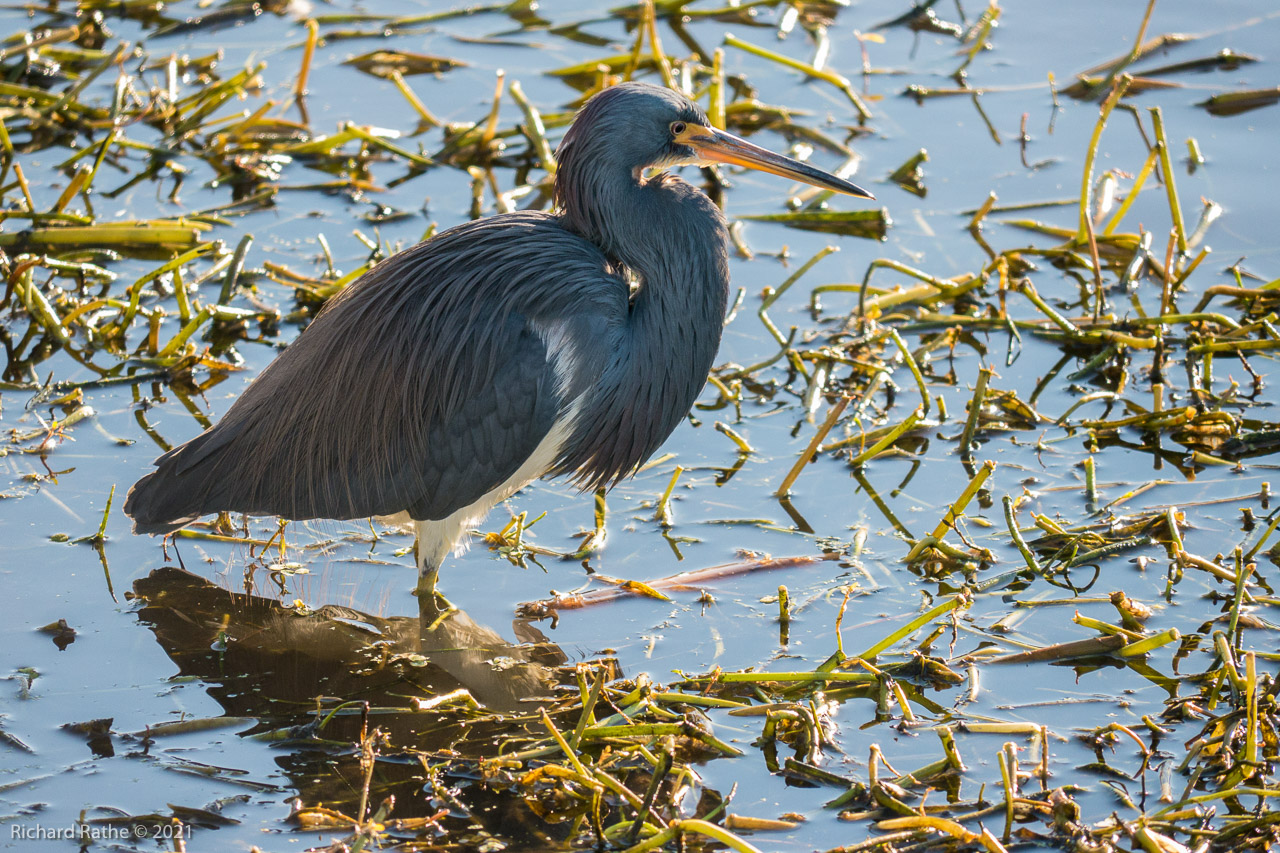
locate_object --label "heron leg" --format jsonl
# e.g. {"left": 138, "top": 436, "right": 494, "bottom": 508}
{"left": 413, "top": 519, "right": 458, "bottom": 626}
{"left": 413, "top": 551, "right": 438, "bottom": 596}
{"left": 414, "top": 558, "right": 458, "bottom": 625}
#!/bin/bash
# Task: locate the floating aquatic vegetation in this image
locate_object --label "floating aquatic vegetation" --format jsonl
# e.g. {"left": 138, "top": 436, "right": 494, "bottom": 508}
{"left": 3, "top": 1, "right": 1280, "bottom": 852}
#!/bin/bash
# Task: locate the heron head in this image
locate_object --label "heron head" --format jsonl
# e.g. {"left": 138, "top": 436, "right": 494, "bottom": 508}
{"left": 556, "top": 81, "right": 874, "bottom": 200}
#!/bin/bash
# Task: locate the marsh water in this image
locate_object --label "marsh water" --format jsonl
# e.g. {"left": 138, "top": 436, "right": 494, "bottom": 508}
{"left": 2, "top": 1, "right": 1280, "bottom": 850}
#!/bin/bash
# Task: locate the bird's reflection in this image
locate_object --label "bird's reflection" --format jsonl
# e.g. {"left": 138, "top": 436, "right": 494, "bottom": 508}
{"left": 131, "top": 565, "right": 569, "bottom": 715}
{"left": 129, "top": 567, "right": 599, "bottom": 843}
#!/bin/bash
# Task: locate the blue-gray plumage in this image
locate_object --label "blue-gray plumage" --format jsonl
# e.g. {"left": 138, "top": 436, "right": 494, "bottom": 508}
{"left": 124, "top": 82, "right": 874, "bottom": 594}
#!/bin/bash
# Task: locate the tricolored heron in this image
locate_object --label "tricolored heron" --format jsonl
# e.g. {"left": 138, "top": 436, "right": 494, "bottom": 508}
{"left": 124, "top": 82, "right": 874, "bottom": 598}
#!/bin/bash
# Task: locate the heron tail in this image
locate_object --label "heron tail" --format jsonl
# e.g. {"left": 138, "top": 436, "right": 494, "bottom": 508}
{"left": 123, "top": 471, "right": 203, "bottom": 534}
{"left": 123, "top": 425, "right": 245, "bottom": 534}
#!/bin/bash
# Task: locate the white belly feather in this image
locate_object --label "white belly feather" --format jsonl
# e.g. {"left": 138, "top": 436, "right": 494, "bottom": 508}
{"left": 413, "top": 402, "right": 580, "bottom": 572}
{"left": 414, "top": 318, "right": 584, "bottom": 574}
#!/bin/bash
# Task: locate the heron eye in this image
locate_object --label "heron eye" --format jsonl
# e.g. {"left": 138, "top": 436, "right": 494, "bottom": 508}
{"left": 670, "top": 121, "right": 687, "bottom": 137}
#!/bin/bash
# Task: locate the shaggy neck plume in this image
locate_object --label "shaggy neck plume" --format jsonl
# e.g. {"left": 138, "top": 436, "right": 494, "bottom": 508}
{"left": 553, "top": 146, "right": 730, "bottom": 487}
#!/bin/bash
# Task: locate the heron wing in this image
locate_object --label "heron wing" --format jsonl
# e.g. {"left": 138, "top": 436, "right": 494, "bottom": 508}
{"left": 124, "top": 213, "right": 623, "bottom": 532}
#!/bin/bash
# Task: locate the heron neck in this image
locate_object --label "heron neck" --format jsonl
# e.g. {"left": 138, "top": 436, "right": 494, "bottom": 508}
{"left": 556, "top": 173, "right": 731, "bottom": 487}
{"left": 561, "top": 169, "right": 729, "bottom": 305}
{"left": 617, "top": 176, "right": 730, "bottom": 343}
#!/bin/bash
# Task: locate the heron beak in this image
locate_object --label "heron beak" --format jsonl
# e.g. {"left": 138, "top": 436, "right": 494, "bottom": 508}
{"left": 680, "top": 125, "right": 875, "bottom": 200}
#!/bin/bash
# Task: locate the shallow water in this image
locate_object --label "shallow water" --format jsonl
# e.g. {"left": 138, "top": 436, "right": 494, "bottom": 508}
{"left": 2, "top": 1, "right": 1279, "bottom": 850}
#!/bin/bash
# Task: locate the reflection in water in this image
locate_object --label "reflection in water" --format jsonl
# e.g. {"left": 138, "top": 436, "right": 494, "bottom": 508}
{"left": 132, "top": 566, "right": 567, "bottom": 712}
{"left": 129, "top": 567, "right": 586, "bottom": 844}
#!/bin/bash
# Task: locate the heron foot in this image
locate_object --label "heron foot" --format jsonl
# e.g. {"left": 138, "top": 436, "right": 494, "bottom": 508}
{"left": 423, "top": 596, "right": 458, "bottom": 631}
